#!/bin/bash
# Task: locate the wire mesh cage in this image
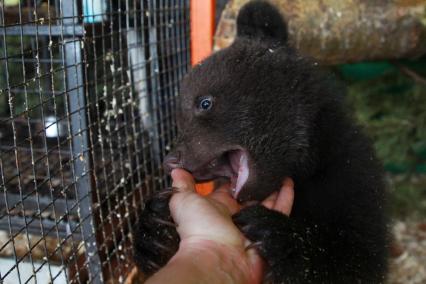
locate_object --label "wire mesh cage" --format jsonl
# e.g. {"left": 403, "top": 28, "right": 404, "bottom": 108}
{"left": 0, "top": 0, "right": 190, "bottom": 283}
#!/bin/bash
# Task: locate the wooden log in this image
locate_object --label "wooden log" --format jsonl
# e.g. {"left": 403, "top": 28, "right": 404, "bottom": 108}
{"left": 214, "top": 0, "right": 426, "bottom": 64}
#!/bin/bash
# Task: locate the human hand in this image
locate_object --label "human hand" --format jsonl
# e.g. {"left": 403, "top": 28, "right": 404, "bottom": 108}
{"left": 152, "top": 168, "right": 294, "bottom": 284}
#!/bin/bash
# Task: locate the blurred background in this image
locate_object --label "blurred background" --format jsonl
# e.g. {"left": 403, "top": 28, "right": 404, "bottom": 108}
{"left": 343, "top": 60, "right": 426, "bottom": 283}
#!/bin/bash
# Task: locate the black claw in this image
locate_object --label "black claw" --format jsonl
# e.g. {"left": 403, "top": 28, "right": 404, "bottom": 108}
{"left": 147, "top": 260, "right": 161, "bottom": 271}
{"left": 264, "top": 270, "right": 274, "bottom": 283}
{"left": 156, "top": 189, "right": 174, "bottom": 198}
{"left": 239, "top": 224, "right": 253, "bottom": 233}
{"left": 245, "top": 241, "right": 263, "bottom": 251}
{"left": 151, "top": 216, "right": 177, "bottom": 227}
{"left": 153, "top": 240, "right": 174, "bottom": 253}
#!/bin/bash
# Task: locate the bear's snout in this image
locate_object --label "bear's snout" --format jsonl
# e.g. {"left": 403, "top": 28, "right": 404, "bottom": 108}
{"left": 163, "top": 151, "right": 181, "bottom": 173}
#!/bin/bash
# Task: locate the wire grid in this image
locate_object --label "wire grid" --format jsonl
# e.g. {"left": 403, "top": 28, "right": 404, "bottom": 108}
{"left": 0, "top": 0, "right": 190, "bottom": 283}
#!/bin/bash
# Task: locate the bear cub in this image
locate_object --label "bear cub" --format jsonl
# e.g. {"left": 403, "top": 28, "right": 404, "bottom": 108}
{"left": 134, "top": 1, "right": 388, "bottom": 283}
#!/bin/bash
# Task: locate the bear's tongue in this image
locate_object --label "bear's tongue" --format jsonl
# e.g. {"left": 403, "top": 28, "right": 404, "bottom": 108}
{"left": 228, "top": 150, "right": 249, "bottom": 198}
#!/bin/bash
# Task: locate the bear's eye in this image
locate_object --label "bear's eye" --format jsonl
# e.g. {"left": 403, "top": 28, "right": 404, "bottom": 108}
{"left": 198, "top": 97, "right": 213, "bottom": 111}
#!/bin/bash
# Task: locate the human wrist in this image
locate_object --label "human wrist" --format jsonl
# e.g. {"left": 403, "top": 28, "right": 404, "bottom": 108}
{"left": 146, "top": 238, "right": 258, "bottom": 284}
{"left": 174, "top": 238, "right": 255, "bottom": 284}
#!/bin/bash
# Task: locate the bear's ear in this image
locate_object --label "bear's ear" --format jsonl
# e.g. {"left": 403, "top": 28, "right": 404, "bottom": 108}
{"left": 236, "top": 1, "right": 288, "bottom": 45}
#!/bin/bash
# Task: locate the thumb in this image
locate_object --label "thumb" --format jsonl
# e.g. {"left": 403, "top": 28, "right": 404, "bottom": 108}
{"left": 169, "top": 169, "right": 198, "bottom": 223}
{"left": 171, "top": 169, "right": 196, "bottom": 193}
{"left": 209, "top": 183, "right": 241, "bottom": 215}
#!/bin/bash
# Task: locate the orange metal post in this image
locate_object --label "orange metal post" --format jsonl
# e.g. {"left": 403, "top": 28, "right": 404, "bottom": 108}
{"left": 191, "top": 0, "right": 215, "bottom": 195}
{"left": 190, "top": 0, "right": 215, "bottom": 65}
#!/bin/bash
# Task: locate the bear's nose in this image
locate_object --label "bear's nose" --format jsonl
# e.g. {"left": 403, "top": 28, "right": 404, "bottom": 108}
{"left": 163, "top": 151, "right": 181, "bottom": 173}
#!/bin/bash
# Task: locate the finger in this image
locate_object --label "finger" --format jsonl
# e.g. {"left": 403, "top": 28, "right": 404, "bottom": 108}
{"left": 171, "top": 169, "right": 196, "bottom": 193}
{"left": 213, "top": 182, "right": 232, "bottom": 194}
{"left": 169, "top": 169, "right": 198, "bottom": 225}
{"left": 273, "top": 178, "right": 294, "bottom": 215}
{"left": 244, "top": 239, "right": 266, "bottom": 283}
{"left": 261, "top": 191, "right": 279, "bottom": 210}
{"left": 209, "top": 186, "right": 241, "bottom": 215}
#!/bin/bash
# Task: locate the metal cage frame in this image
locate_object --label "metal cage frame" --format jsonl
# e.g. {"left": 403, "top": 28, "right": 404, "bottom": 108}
{"left": 0, "top": 0, "right": 190, "bottom": 283}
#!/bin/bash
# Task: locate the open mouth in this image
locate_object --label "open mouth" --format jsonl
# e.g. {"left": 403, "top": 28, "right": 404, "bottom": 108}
{"left": 191, "top": 149, "right": 250, "bottom": 199}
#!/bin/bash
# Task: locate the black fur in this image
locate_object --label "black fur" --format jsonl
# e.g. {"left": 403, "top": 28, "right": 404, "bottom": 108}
{"left": 134, "top": 1, "right": 388, "bottom": 283}
{"left": 237, "top": 1, "right": 288, "bottom": 44}
{"left": 133, "top": 189, "right": 179, "bottom": 274}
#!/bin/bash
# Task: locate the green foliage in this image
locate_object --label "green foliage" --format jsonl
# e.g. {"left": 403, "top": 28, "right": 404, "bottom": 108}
{"left": 346, "top": 67, "right": 426, "bottom": 174}
{"left": 388, "top": 175, "right": 426, "bottom": 219}
{"left": 343, "top": 62, "right": 426, "bottom": 218}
